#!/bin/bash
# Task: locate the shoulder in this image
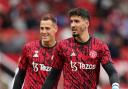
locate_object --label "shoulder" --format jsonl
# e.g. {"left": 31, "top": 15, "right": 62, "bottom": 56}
{"left": 91, "top": 37, "right": 109, "bottom": 51}
{"left": 92, "top": 36, "right": 107, "bottom": 46}
{"left": 24, "top": 40, "right": 40, "bottom": 48}
{"left": 58, "top": 37, "right": 73, "bottom": 46}
{"left": 55, "top": 37, "right": 73, "bottom": 51}
{"left": 59, "top": 37, "right": 73, "bottom": 44}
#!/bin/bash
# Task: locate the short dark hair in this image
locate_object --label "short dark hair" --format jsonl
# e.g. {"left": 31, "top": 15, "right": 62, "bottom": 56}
{"left": 68, "top": 8, "right": 90, "bottom": 20}
{"left": 41, "top": 14, "right": 57, "bottom": 24}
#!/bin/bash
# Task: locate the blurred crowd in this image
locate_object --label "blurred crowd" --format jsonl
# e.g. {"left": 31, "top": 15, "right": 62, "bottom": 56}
{"left": 0, "top": 0, "right": 128, "bottom": 89}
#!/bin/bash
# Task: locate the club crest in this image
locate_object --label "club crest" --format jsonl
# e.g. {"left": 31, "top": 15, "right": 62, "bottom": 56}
{"left": 89, "top": 50, "right": 97, "bottom": 59}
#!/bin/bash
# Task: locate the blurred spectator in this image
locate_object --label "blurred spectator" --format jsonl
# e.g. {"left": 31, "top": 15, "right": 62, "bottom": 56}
{"left": 120, "top": 46, "right": 128, "bottom": 60}
{"left": 22, "top": 9, "right": 39, "bottom": 29}
{"left": 96, "top": 0, "right": 117, "bottom": 17}
{"left": 118, "top": 0, "right": 128, "bottom": 15}
{"left": 35, "top": 0, "right": 50, "bottom": 16}
{"left": 56, "top": 12, "right": 68, "bottom": 27}
{"left": 0, "top": 0, "right": 10, "bottom": 14}
{"left": 75, "top": 0, "right": 96, "bottom": 16}
{"left": 0, "top": 12, "right": 12, "bottom": 29}
{"left": 0, "top": 29, "right": 26, "bottom": 53}
{"left": 109, "top": 32, "right": 124, "bottom": 59}
{"left": 120, "top": 71, "right": 128, "bottom": 85}
{"left": 118, "top": 15, "right": 128, "bottom": 40}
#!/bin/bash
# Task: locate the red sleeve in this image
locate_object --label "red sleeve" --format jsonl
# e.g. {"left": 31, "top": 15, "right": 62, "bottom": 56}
{"left": 100, "top": 43, "right": 113, "bottom": 65}
{"left": 52, "top": 42, "right": 64, "bottom": 70}
{"left": 18, "top": 45, "right": 29, "bottom": 71}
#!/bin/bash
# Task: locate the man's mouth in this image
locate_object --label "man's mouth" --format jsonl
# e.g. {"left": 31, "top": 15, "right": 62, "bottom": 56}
{"left": 41, "top": 35, "right": 48, "bottom": 39}
{"left": 72, "top": 28, "right": 77, "bottom": 33}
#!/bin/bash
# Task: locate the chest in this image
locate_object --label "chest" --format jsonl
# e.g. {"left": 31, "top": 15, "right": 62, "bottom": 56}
{"left": 27, "top": 47, "right": 54, "bottom": 65}
{"left": 63, "top": 44, "right": 101, "bottom": 64}
{"left": 62, "top": 44, "right": 102, "bottom": 71}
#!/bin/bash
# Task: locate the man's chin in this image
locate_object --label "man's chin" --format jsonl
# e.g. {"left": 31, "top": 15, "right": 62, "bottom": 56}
{"left": 73, "top": 34, "right": 79, "bottom": 37}
{"left": 42, "top": 38, "right": 49, "bottom": 42}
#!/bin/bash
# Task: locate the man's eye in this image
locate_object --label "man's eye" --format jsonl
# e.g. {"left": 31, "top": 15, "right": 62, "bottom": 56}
{"left": 40, "top": 27, "right": 44, "bottom": 29}
{"left": 45, "top": 27, "right": 50, "bottom": 30}
{"left": 70, "top": 20, "right": 79, "bottom": 23}
{"left": 70, "top": 20, "right": 73, "bottom": 23}
{"left": 74, "top": 20, "right": 79, "bottom": 23}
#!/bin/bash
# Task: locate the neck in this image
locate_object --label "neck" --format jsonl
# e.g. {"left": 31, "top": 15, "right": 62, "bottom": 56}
{"left": 75, "top": 31, "right": 90, "bottom": 43}
{"left": 41, "top": 39, "right": 56, "bottom": 47}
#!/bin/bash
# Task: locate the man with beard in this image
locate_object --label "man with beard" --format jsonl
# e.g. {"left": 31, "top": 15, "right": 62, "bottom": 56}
{"left": 42, "top": 8, "right": 119, "bottom": 89}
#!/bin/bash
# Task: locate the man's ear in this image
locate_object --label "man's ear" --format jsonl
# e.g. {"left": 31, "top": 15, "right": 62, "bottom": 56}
{"left": 54, "top": 25, "right": 58, "bottom": 33}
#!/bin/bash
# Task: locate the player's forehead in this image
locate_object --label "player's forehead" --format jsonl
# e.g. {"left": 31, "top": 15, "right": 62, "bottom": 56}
{"left": 70, "top": 16, "right": 84, "bottom": 21}
{"left": 40, "top": 20, "right": 54, "bottom": 27}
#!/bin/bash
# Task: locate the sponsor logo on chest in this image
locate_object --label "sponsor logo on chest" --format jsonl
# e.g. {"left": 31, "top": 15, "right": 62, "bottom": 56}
{"left": 32, "top": 61, "right": 52, "bottom": 72}
{"left": 69, "top": 49, "right": 97, "bottom": 71}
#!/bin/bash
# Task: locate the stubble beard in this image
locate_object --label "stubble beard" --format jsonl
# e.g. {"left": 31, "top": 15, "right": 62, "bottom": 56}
{"left": 73, "top": 33, "right": 80, "bottom": 37}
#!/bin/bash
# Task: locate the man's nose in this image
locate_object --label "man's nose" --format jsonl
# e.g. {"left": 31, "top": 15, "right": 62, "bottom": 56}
{"left": 71, "top": 22, "right": 76, "bottom": 27}
{"left": 41, "top": 29, "right": 46, "bottom": 33}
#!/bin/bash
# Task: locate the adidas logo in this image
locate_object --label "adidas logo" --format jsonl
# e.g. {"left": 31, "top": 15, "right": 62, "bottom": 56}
{"left": 70, "top": 51, "right": 76, "bottom": 56}
{"left": 33, "top": 50, "right": 39, "bottom": 57}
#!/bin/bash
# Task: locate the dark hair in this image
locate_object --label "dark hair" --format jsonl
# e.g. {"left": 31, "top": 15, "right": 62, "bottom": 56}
{"left": 68, "top": 8, "right": 90, "bottom": 20}
{"left": 41, "top": 14, "right": 57, "bottom": 24}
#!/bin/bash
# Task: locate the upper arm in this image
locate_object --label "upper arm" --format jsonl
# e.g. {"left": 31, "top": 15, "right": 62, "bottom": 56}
{"left": 18, "top": 45, "right": 29, "bottom": 71}
{"left": 100, "top": 42, "right": 112, "bottom": 65}
{"left": 52, "top": 42, "right": 64, "bottom": 70}
{"left": 100, "top": 42, "right": 119, "bottom": 85}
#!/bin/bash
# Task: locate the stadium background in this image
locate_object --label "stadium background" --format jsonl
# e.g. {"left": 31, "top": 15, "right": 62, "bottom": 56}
{"left": 0, "top": 0, "right": 128, "bottom": 89}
